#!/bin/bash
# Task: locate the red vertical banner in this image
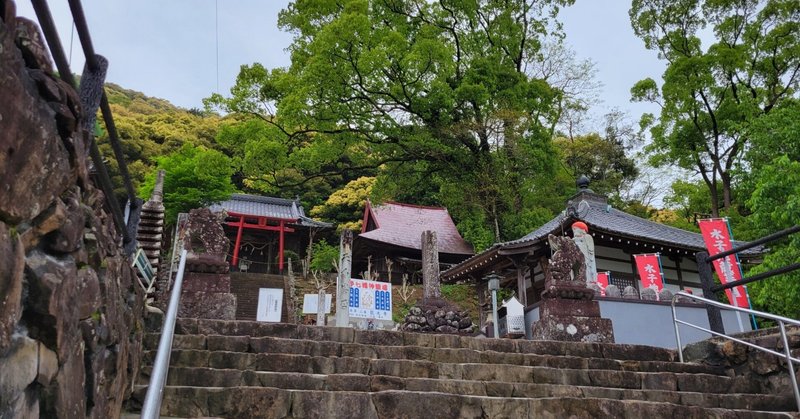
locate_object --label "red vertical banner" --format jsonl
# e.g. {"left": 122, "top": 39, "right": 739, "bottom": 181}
{"left": 596, "top": 272, "right": 610, "bottom": 296}
{"left": 634, "top": 254, "right": 665, "bottom": 291}
{"left": 698, "top": 219, "right": 749, "bottom": 308}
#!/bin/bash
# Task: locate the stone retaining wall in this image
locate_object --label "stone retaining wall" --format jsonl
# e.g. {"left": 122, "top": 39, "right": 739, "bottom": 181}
{"left": 0, "top": 4, "right": 145, "bottom": 418}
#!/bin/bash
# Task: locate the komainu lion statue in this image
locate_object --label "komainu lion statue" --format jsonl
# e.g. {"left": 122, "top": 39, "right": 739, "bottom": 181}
{"left": 548, "top": 234, "right": 586, "bottom": 282}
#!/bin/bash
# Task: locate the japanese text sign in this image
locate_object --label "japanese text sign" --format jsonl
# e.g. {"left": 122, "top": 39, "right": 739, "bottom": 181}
{"left": 349, "top": 279, "right": 392, "bottom": 320}
{"left": 634, "top": 254, "right": 664, "bottom": 291}
{"left": 698, "top": 218, "right": 749, "bottom": 308}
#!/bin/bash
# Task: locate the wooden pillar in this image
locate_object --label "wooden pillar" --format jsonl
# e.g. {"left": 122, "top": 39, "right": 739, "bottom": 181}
{"left": 516, "top": 265, "right": 528, "bottom": 307}
{"left": 278, "top": 220, "right": 285, "bottom": 273}
{"left": 508, "top": 254, "right": 529, "bottom": 307}
{"left": 232, "top": 215, "right": 245, "bottom": 266}
{"left": 421, "top": 230, "right": 440, "bottom": 299}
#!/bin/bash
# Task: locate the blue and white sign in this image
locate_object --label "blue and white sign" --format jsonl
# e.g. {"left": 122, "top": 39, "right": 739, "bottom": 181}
{"left": 349, "top": 279, "right": 392, "bottom": 321}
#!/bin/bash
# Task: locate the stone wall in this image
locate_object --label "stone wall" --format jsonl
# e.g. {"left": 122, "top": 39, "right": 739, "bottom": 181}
{"left": 0, "top": 4, "right": 145, "bottom": 418}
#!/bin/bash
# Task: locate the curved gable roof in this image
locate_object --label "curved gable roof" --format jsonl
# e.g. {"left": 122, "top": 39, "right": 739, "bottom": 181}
{"left": 359, "top": 202, "right": 474, "bottom": 255}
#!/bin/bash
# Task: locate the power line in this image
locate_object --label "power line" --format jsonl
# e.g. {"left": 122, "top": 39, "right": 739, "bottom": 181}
{"left": 215, "top": 0, "right": 219, "bottom": 93}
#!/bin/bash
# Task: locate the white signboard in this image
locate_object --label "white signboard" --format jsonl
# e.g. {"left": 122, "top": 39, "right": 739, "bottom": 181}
{"left": 256, "top": 288, "right": 283, "bottom": 322}
{"left": 302, "top": 293, "right": 332, "bottom": 314}
{"left": 349, "top": 279, "right": 392, "bottom": 321}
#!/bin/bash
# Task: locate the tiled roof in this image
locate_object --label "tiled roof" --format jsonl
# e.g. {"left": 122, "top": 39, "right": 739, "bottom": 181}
{"left": 502, "top": 194, "right": 761, "bottom": 254}
{"left": 209, "top": 194, "right": 332, "bottom": 228}
{"left": 442, "top": 189, "right": 763, "bottom": 280}
{"left": 359, "top": 202, "right": 474, "bottom": 255}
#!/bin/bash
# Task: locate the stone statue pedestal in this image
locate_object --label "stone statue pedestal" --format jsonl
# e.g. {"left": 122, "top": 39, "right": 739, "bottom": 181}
{"left": 531, "top": 263, "right": 615, "bottom": 343}
{"left": 531, "top": 297, "right": 614, "bottom": 343}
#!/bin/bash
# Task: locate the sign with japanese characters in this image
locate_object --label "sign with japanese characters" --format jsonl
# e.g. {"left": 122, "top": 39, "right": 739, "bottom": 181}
{"left": 348, "top": 279, "right": 392, "bottom": 321}
{"left": 633, "top": 254, "right": 665, "bottom": 291}
{"left": 596, "top": 272, "right": 610, "bottom": 296}
{"left": 698, "top": 218, "right": 749, "bottom": 308}
{"left": 256, "top": 288, "right": 283, "bottom": 322}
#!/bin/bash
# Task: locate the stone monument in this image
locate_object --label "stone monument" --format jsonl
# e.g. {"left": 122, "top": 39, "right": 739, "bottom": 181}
{"left": 178, "top": 208, "right": 237, "bottom": 319}
{"left": 531, "top": 234, "right": 614, "bottom": 343}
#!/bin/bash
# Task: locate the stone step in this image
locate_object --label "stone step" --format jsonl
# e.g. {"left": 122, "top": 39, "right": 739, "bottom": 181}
{"left": 142, "top": 334, "right": 725, "bottom": 376}
{"left": 136, "top": 368, "right": 796, "bottom": 411}
{"left": 172, "top": 319, "right": 677, "bottom": 362}
{"left": 127, "top": 386, "right": 795, "bottom": 418}
{"left": 141, "top": 350, "right": 759, "bottom": 395}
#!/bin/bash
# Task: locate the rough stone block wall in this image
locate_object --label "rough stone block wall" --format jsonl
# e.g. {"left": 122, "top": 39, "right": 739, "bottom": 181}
{"left": 0, "top": 4, "right": 145, "bottom": 418}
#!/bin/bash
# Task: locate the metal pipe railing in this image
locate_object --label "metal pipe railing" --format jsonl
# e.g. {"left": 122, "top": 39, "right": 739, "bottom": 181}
{"left": 708, "top": 225, "right": 800, "bottom": 262}
{"left": 671, "top": 291, "right": 800, "bottom": 410}
{"left": 30, "top": 0, "right": 134, "bottom": 245}
{"left": 141, "top": 249, "right": 188, "bottom": 419}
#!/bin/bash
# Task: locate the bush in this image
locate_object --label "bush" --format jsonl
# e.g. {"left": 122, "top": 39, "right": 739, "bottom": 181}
{"left": 310, "top": 240, "right": 339, "bottom": 273}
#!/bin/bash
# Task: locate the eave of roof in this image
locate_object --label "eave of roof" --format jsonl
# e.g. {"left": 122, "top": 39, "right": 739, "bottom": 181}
{"left": 442, "top": 194, "right": 764, "bottom": 281}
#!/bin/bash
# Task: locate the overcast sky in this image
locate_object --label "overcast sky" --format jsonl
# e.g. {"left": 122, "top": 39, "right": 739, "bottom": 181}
{"left": 15, "top": 0, "right": 662, "bottom": 131}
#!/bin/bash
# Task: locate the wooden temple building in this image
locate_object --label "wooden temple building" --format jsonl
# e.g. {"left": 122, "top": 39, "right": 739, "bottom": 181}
{"left": 352, "top": 201, "right": 475, "bottom": 283}
{"left": 209, "top": 194, "right": 332, "bottom": 274}
{"left": 441, "top": 177, "right": 762, "bottom": 323}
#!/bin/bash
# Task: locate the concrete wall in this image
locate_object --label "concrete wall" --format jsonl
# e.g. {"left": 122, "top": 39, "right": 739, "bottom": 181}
{"left": 525, "top": 299, "right": 752, "bottom": 349}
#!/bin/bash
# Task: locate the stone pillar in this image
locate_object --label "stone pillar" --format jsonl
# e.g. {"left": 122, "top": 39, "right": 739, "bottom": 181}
{"left": 421, "top": 230, "right": 440, "bottom": 299}
{"left": 317, "top": 288, "right": 326, "bottom": 326}
{"left": 335, "top": 229, "right": 353, "bottom": 327}
{"left": 178, "top": 209, "right": 237, "bottom": 320}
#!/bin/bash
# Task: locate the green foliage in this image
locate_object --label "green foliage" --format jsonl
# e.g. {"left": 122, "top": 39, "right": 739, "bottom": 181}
{"left": 207, "top": 0, "right": 575, "bottom": 246}
{"left": 309, "top": 240, "right": 339, "bottom": 273}
{"left": 139, "top": 144, "right": 235, "bottom": 223}
{"left": 392, "top": 303, "right": 413, "bottom": 324}
{"left": 630, "top": 0, "right": 800, "bottom": 216}
{"left": 441, "top": 284, "right": 473, "bottom": 302}
{"left": 745, "top": 155, "right": 800, "bottom": 318}
{"left": 311, "top": 177, "right": 375, "bottom": 232}
{"left": 554, "top": 132, "right": 639, "bottom": 199}
{"left": 98, "top": 83, "right": 225, "bottom": 203}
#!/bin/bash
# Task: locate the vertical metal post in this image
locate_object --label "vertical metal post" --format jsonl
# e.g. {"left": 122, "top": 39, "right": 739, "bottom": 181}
{"left": 491, "top": 289, "right": 499, "bottom": 339}
{"left": 671, "top": 298, "right": 684, "bottom": 362}
{"left": 697, "top": 252, "right": 724, "bottom": 334}
{"left": 779, "top": 322, "right": 800, "bottom": 411}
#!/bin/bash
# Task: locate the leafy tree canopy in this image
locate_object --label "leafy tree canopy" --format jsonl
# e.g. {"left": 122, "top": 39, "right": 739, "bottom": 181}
{"left": 207, "top": 0, "right": 577, "bottom": 245}
{"left": 99, "top": 83, "right": 224, "bottom": 201}
{"left": 311, "top": 176, "right": 376, "bottom": 232}
{"left": 139, "top": 144, "right": 236, "bottom": 223}
{"left": 630, "top": 0, "right": 800, "bottom": 216}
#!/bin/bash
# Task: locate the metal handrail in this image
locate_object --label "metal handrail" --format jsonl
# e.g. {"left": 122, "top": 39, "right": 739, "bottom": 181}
{"left": 141, "top": 249, "right": 188, "bottom": 419}
{"left": 671, "top": 291, "right": 800, "bottom": 410}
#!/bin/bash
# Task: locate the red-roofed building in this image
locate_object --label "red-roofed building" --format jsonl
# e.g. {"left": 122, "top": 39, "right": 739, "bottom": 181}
{"left": 352, "top": 201, "right": 474, "bottom": 283}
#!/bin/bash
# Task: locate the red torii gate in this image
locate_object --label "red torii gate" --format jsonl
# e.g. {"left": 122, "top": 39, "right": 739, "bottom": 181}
{"left": 226, "top": 211, "right": 295, "bottom": 273}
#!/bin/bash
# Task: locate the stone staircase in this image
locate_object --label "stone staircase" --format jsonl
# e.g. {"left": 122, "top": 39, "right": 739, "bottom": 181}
{"left": 128, "top": 319, "right": 799, "bottom": 418}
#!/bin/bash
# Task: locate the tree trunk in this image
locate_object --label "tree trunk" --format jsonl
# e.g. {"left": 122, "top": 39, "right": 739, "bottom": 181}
{"left": 721, "top": 172, "right": 733, "bottom": 213}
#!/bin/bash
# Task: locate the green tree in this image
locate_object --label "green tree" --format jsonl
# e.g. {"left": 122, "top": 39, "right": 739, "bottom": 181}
{"left": 98, "top": 83, "right": 224, "bottom": 201}
{"left": 207, "top": 0, "right": 574, "bottom": 245}
{"left": 630, "top": 0, "right": 800, "bottom": 217}
{"left": 741, "top": 100, "right": 800, "bottom": 318}
{"left": 554, "top": 132, "right": 639, "bottom": 199}
{"left": 140, "top": 144, "right": 236, "bottom": 223}
{"left": 310, "top": 176, "right": 376, "bottom": 232}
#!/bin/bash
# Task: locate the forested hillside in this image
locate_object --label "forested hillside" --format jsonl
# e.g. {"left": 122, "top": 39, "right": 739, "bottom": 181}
{"left": 99, "top": 0, "right": 799, "bottom": 319}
